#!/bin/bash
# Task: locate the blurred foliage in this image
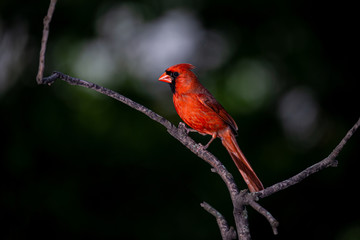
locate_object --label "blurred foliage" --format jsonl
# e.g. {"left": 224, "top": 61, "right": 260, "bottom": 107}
{"left": 1, "top": 0, "right": 359, "bottom": 239}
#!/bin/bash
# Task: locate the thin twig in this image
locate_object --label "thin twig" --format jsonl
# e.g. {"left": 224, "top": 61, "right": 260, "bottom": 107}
{"left": 201, "top": 202, "right": 237, "bottom": 240}
{"left": 244, "top": 194, "right": 279, "bottom": 235}
{"left": 36, "top": 0, "right": 57, "bottom": 84}
{"left": 329, "top": 117, "right": 360, "bottom": 159}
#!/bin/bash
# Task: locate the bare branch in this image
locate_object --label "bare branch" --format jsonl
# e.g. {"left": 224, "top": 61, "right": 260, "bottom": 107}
{"left": 36, "top": 0, "right": 57, "bottom": 84}
{"left": 258, "top": 117, "right": 360, "bottom": 199}
{"left": 232, "top": 190, "right": 251, "bottom": 240}
{"left": 43, "top": 72, "right": 173, "bottom": 129}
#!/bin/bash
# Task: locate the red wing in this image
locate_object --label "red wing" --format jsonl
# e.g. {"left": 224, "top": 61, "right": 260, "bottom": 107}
{"left": 196, "top": 93, "right": 238, "bottom": 133}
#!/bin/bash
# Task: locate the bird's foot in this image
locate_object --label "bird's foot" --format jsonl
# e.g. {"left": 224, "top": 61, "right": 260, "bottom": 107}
{"left": 197, "top": 142, "right": 212, "bottom": 151}
{"left": 197, "top": 143, "right": 207, "bottom": 150}
{"left": 178, "top": 122, "right": 197, "bottom": 135}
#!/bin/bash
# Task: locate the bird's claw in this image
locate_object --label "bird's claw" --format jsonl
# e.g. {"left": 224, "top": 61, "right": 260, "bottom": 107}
{"left": 178, "top": 122, "right": 188, "bottom": 135}
{"left": 178, "top": 122, "right": 187, "bottom": 129}
{"left": 197, "top": 143, "right": 208, "bottom": 151}
{"left": 178, "top": 122, "right": 196, "bottom": 135}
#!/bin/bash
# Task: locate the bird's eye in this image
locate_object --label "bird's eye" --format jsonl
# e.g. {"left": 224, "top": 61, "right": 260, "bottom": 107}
{"left": 173, "top": 72, "right": 179, "bottom": 77}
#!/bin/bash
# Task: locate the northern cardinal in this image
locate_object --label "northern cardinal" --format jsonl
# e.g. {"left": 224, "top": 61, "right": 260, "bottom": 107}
{"left": 159, "top": 63, "right": 264, "bottom": 192}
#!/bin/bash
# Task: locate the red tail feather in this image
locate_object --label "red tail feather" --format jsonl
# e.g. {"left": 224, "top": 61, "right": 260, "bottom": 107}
{"left": 220, "top": 129, "right": 264, "bottom": 192}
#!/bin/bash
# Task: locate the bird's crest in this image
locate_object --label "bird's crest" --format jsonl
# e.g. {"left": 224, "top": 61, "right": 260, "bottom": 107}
{"left": 167, "top": 63, "right": 195, "bottom": 72}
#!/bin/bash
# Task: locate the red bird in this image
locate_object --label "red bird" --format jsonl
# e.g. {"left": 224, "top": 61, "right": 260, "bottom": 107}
{"left": 159, "top": 63, "right": 264, "bottom": 192}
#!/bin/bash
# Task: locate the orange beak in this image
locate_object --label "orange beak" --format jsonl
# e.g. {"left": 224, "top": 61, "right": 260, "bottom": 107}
{"left": 158, "top": 72, "right": 173, "bottom": 83}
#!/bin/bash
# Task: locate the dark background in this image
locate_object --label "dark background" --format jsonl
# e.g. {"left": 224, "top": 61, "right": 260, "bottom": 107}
{"left": 1, "top": 0, "right": 359, "bottom": 239}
